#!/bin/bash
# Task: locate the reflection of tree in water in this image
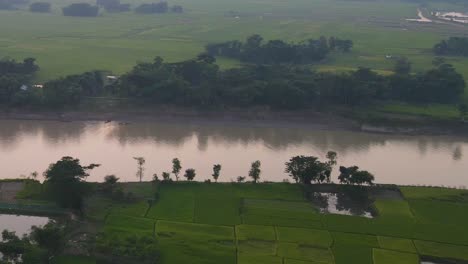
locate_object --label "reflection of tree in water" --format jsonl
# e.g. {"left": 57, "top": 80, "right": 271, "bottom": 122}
{"left": 40, "top": 121, "right": 89, "bottom": 146}
{"left": 334, "top": 189, "right": 374, "bottom": 217}
{"left": 0, "top": 120, "right": 88, "bottom": 149}
{"left": 310, "top": 189, "right": 374, "bottom": 217}
{"left": 453, "top": 146, "right": 463, "bottom": 161}
{"left": 106, "top": 122, "right": 393, "bottom": 153}
{"left": 310, "top": 192, "right": 329, "bottom": 209}
{"left": 104, "top": 122, "right": 194, "bottom": 147}
{"left": 0, "top": 120, "right": 467, "bottom": 158}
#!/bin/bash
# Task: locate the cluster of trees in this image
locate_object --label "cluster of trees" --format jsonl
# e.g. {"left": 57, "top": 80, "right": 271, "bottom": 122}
{"left": 1, "top": 54, "right": 465, "bottom": 110}
{"left": 434, "top": 37, "right": 468, "bottom": 57}
{"left": 0, "top": 222, "right": 66, "bottom": 264}
{"left": 338, "top": 166, "right": 374, "bottom": 185}
{"left": 96, "top": 0, "right": 129, "bottom": 13}
{"left": 128, "top": 152, "right": 370, "bottom": 185}
{"left": 62, "top": 3, "right": 99, "bottom": 17}
{"left": 60, "top": 1, "right": 183, "bottom": 17}
{"left": 0, "top": 57, "right": 38, "bottom": 75}
{"left": 43, "top": 156, "right": 100, "bottom": 211}
{"left": 205, "top": 34, "right": 353, "bottom": 64}
{"left": 2, "top": 68, "right": 104, "bottom": 107}
{"left": 285, "top": 152, "right": 375, "bottom": 185}
{"left": 29, "top": 1, "right": 50, "bottom": 12}
{"left": 0, "top": 0, "right": 28, "bottom": 10}
{"left": 135, "top": 1, "right": 183, "bottom": 14}
{"left": 112, "top": 55, "right": 465, "bottom": 109}
{"left": 0, "top": 58, "right": 39, "bottom": 106}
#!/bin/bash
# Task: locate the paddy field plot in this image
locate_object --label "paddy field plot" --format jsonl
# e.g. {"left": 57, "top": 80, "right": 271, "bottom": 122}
{"left": 372, "top": 248, "right": 419, "bottom": 264}
{"left": 1, "top": 0, "right": 468, "bottom": 83}
{"left": 95, "top": 182, "right": 468, "bottom": 264}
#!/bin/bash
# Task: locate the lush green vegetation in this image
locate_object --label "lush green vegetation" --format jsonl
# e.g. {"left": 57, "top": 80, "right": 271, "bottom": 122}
{"left": 206, "top": 34, "right": 352, "bottom": 64}
{"left": 0, "top": 0, "right": 466, "bottom": 83}
{"left": 4, "top": 54, "right": 463, "bottom": 112}
{"left": 434, "top": 37, "right": 468, "bottom": 57}
{"left": 75, "top": 182, "right": 468, "bottom": 264}
{"left": 3, "top": 174, "right": 468, "bottom": 264}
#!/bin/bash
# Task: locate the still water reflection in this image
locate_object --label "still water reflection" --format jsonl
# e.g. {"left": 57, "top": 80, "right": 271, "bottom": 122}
{"left": 0, "top": 120, "right": 467, "bottom": 185}
{"left": 0, "top": 214, "right": 49, "bottom": 236}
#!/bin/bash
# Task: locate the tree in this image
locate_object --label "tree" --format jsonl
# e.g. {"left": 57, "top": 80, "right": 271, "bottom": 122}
{"left": 351, "top": 170, "right": 375, "bottom": 185}
{"left": 102, "top": 174, "right": 119, "bottom": 194}
{"left": 284, "top": 154, "right": 336, "bottom": 184}
{"left": 459, "top": 103, "right": 468, "bottom": 121}
{"left": 30, "top": 222, "right": 65, "bottom": 260}
{"left": 133, "top": 157, "right": 145, "bottom": 182}
{"left": 326, "top": 151, "right": 337, "bottom": 167}
{"left": 30, "top": 2, "right": 51, "bottom": 12}
{"left": 172, "top": 158, "right": 182, "bottom": 181}
{"left": 212, "top": 164, "right": 222, "bottom": 182}
{"left": 135, "top": 1, "right": 169, "bottom": 14}
{"left": 394, "top": 57, "right": 411, "bottom": 75}
{"left": 237, "top": 176, "right": 246, "bottom": 183}
{"left": 62, "top": 3, "right": 99, "bottom": 17}
{"left": 338, "top": 166, "right": 375, "bottom": 185}
{"left": 248, "top": 160, "right": 261, "bottom": 183}
{"left": 152, "top": 173, "right": 159, "bottom": 183}
{"left": 184, "top": 168, "right": 196, "bottom": 181}
{"left": 162, "top": 172, "right": 171, "bottom": 182}
{"left": 338, "top": 166, "right": 359, "bottom": 184}
{"left": 43, "top": 156, "right": 99, "bottom": 210}
{"left": 170, "top": 4, "right": 183, "bottom": 13}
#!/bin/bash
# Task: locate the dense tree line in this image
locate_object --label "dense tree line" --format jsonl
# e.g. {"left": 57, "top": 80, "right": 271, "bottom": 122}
{"left": 111, "top": 55, "right": 465, "bottom": 109}
{"left": 434, "top": 37, "right": 468, "bottom": 57}
{"left": 0, "top": 62, "right": 105, "bottom": 107}
{"left": 0, "top": 0, "right": 28, "bottom": 10}
{"left": 206, "top": 34, "right": 353, "bottom": 64}
{"left": 135, "top": 1, "right": 182, "bottom": 14}
{"left": 0, "top": 54, "right": 465, "bottom": 109}
{"left": 0, "top": 223, "right": 66, "bottom": 264}
{"left": 62, "top": 3, "right": 99, "bottom": 17}
{"left": 96, "top": 0, "right": 130, "bottom": 12}
{"left": 29, "top": 1, "right": 50, "bottom": 12}
{"left": 0, "top": 58, "right": 38, "bottom": 75}
{"left": 0, "top": 58, "right": 39, "bottom": 105}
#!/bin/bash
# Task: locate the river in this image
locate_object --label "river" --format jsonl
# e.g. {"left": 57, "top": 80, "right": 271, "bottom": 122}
{"left": 0, "top": 120, "right": 466, "bottom": 186}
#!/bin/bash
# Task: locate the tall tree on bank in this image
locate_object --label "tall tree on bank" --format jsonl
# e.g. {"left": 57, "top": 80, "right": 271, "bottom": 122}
{"left": 184, "top": 168, "right": 196, "bottom": 181}
{"left": 249, "top": 160, "right": 261, "bottom": 183}
{"left": 212, "top": 164, "right": 222, "bottom": 182}
{"left": 133, "top": 157, "right": 145, "bottom": 182}
{"left": 172, "top": 158, "right": 182, "bottom": 181}
{"left": 285, "top": 152, "right": 337, "bottom": 184}
{"left": 43, "top": 156, "right": 99, "bottom": 210}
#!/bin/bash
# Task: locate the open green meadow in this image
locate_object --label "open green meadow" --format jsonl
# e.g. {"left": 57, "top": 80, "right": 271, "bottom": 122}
{"left": 78, "top": 182, "right": 468, "bottom": 264}
{"left": 1, "top": 0, "right": 468, "bottom": 85}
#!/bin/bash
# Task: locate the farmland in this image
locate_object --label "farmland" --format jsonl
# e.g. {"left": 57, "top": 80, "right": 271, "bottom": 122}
{"left": 74, "top": 182, "right": 468, "bottom": 264}
{"left": 0, "top": 0, "right": 468, "bottom": 84}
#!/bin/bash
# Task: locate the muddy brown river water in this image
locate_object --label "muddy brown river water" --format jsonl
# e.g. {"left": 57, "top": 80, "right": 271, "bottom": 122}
{"left": 0, "top": 120, "right": 467, "bottom": 186}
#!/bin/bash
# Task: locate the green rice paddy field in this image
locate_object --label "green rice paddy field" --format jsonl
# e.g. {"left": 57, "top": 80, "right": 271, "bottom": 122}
{"left": 74, "top": 182, "right": 468, "bottom": 264}
{"left": 1, "top": 0, "right": 468, "bottom": 84}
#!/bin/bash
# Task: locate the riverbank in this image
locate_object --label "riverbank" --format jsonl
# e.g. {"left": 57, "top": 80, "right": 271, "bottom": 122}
{"left": 1, "top": 107, "right": 468, "bottom": 137}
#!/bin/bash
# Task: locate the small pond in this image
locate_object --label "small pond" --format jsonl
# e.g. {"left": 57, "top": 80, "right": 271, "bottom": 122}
{"left": 0, "top": 214, "right": 50, "bottom": 237}
{"left": 309, "top": 192, "right": 375, "bottom": 218}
